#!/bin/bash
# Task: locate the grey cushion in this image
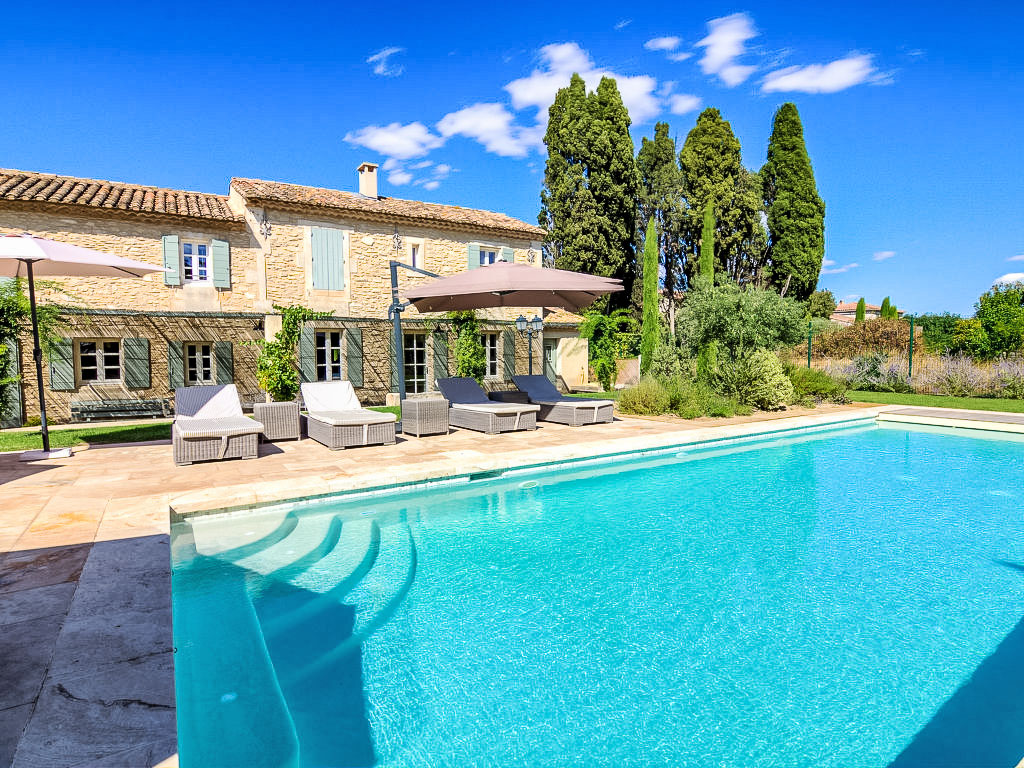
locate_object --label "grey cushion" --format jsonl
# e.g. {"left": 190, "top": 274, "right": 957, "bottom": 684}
{"left": 436, "top": 377, "right": 490, "bottom": 404}
{"left": 174, "top": 415, "right": 263, "bottom": 439}
{"left": 512, "top": 375, "right": 613, "bottom": 408}
{"left": 455, "top": 402, "right": 540, "bottom": 416}
{"left": 308, "top": 409, "right": 397, "bottom": 426}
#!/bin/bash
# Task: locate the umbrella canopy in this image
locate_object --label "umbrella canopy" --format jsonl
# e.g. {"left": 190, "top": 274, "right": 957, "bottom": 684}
{"left": 0, "top": 233, "right": 166, "bottom": 458}
{"left": 402, "top": 261, "right": 622, "bottom": 313}
{"left": 0, "top": 233, "right": 166, "bottom": 278}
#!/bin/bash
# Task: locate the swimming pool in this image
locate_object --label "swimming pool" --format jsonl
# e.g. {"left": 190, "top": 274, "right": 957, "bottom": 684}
{"left": 170, "top": 422, "right": 1024, "bottom": 767}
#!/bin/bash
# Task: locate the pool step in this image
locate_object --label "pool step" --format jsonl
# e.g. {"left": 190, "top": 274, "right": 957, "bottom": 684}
{"left": 277, "top": 522, "right": 418, "bottom": 689}
{"left": 260, "top": 519, "right": 381, "bottom": 638}
{"left": 231, "top": 513, "right": 342, "bottom": 578}
{"left": 189, "top": 509, "right": 298, "bottom": 560}
{"left": 173, "top": 557, "right": 300, "bottom": 768}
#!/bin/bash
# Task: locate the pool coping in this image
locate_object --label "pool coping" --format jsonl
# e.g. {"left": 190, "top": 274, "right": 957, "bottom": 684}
{"left": 877, "top": 406, "right": 1024, "bottom": 434}
{"left": 168, "top": 408, "right": 890, "bottom": 521}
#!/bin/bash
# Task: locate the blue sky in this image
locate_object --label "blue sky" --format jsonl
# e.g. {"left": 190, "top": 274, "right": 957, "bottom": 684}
{"left": 3, "top": 0, "right": 1022, "bottom": 315}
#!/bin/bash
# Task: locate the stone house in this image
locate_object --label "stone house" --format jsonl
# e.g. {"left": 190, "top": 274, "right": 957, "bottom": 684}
{"left": 830, "top": 301, "right": 905, "bottom": 327}
{"left": 0, "top": 163, "right": 587, "bottom": 425}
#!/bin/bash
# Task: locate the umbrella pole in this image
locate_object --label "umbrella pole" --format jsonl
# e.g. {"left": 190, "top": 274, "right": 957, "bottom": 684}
{"left": 25, "top": 262, "right": 50, "bottom": 453}
{"left": 389, "top": 261, "right": 407, "bottom": 402}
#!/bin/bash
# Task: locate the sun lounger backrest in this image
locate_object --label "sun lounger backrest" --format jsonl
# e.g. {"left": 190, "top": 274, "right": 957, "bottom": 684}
{"left": 512, "top": 375, "right": 563, "bottom": 402}
{"left": 436, "top": 377, "right": 490, "bottom": 404}
{"left": 175, "top": 384, "right": 244, "bottom": 419}
{"left": 301, "top": 381, "right": 361, "bottom": 414}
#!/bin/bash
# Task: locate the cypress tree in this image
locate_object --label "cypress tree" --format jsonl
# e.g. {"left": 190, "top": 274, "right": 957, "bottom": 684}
{"left": 761, "top": 103, "right": 826, "bottom": 301}
{"left": 700, "top": 200, "right": 715, "bottom": 282}
{"left": 679, "top": 108, "right": 766, "bottom": 287}
{"left": 540, "top": 74, "right": 639, "bottom": 309}
{"left": 639, "top": 217, "right": 659, "bottom": 373}
{"left": 855, "top": 298, "right": 866, "bottom": 323}
{"left": 637, "top": 122, "right": 683, "bottom": 330}
{"left": 880, "top": 296, "right": 891, "bottom": 319}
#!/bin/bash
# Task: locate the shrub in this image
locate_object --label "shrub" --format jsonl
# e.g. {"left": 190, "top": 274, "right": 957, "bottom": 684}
{"left": 741, "top": 351, "right": 795, "bottom": 410}
{"left": 806, "top": 289, "right": 837, "bottom": 319}
{"left": 647, "top": 341, "right": 687, "bottom": 380}
{"left": 788, "top": 365, "right": 848, "bottom": 403}
{"left": 617, "top": 376, "right": 671, "bottom": 416}
{"left": 580, "top": 309, "right": 637, "bottom": 392}
{"left": 840, "top": 352, "right": 912, "bottom": 393}
{"left": 910, "top": 313, "right": 961, "bottom": 353}
{"left": 917, "top": 353, "right": 993, "bottom": 397}
{"left": 810, "top": 318, "right": 911, "bottom": 359}
{"left": 994, "top": 359, "right": 1024, "bottom": 399}
{"left": 252, "top": 305, "right": 329, "bottom": 401}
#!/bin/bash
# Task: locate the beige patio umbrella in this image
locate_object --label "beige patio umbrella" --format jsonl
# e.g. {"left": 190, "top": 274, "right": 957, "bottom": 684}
{"left": 0, "top": 233, "right": 167, "bottom": 459}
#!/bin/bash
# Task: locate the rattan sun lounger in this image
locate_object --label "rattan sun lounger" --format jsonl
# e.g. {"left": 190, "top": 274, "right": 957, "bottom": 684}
{"left": 173, "top": 384, "right": 264, "bottom": 466}
{"left": 511, "top": 375, "right": 615, "bottom": 426}
{"left": 300, "top": 381, "right": 397, "bottom": 450}
{"left": 436, "top": 377, "right": 539, "bottom": 434}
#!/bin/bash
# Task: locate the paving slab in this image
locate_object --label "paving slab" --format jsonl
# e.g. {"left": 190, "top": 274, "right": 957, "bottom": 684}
{"left": 0, "top": 704, "right": 33, "bottom": 767}
{"left": 0, "top": 582, "right": 76, "bottom": 627}
{"left": 0, "top": 615, "right": 63, "bottom": 710}
{"left": 0, "top": 544, "right": 92, "bottom": 595}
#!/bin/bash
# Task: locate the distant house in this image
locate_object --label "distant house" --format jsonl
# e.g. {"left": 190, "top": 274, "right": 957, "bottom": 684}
{"left": 830, "top": 301, "right": 904, "bottom": 327}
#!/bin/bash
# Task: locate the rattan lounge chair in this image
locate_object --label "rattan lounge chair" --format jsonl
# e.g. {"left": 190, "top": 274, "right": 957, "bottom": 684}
{"left": 436, "top": 377, "right": 539, "bottom": 434}
{"left": 173, "top": 384, "right": 264, "bottom": 466}
{"left": 300, "top": 381, "right": 397, "bottom": 450}
{"left": 512, "top": 375, "right": 615, "bottom": 426}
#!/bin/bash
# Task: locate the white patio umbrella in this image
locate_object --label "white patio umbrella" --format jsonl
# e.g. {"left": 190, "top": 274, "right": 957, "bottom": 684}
{"left": 0, "top": 233, "right": 167, "bottom": 459}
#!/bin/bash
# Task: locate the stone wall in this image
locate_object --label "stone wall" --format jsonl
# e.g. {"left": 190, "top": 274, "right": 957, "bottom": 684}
{"left": 0, "top": 208, "right": 260, "bottom": 313}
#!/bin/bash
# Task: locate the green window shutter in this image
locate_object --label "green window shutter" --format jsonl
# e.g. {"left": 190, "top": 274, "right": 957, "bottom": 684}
{"left": 2, "top": 338, "right": 23, "bottom": 427}
{"left": 49, "top": 338, "right": 75, "bottom": 391}
{"left": 502, "top": 329, "right": 515, "bottom": 380}
{"left": 211, "top": 238, "right": 231, "bottom": 289}
{"left": 467, "top": 243, "right": 480, "bottom": 270}
{"left": 345, "top": 328, "right": 364, "bottom": 388}
{"left": 432, "top": 331, "right": 449, "bottom": 380}
{"left": 214, "top": 341, "right": 234, "bottom": 385}
{"left": 501, "top": 247, "right": 515, "bottom": 263}
{"left": 311, "top": 227, "right": 345, "bottom": 290}
{"left": 298, "top": 324, "right": 316, "bottom": 383}
{"left": 162, "top": 235, "right": 180, "bottom": 286}
{"left": 123, "top": 338, "right": 151, "bottom": 389}
{"left": 168, "top": 341, "right": 184, "bottom": 390}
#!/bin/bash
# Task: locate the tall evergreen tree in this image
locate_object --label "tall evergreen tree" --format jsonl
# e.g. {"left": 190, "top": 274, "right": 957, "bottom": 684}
{"left": 880, "top": 296, "right": 892, "bottom": 319}
{"left": 855, "top": 297, "right": 866, "bottom": 323}
{"left": 540, "top": 74, "right": 639, "bottom": 308}
{"left": 761, "top": 102, "right": 826, "bottom": 301}
{"left": 700, "top": 200, "right": 715, "bottom": 282}
{"left": 639, "top": 218, "right": 659, "bottom": 373}
{"left": 637, "top": 122, "right": 683, "bottom": 330}
{"left": 678, "top": 108, "right": 766, "bottom": 287}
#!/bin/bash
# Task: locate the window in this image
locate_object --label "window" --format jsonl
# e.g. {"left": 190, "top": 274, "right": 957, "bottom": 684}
{"left": 403, "top": 333, "right": 427, "bottom": 394}
{"left": 186, "top": 343, "right": 213, "bottom": 384}
{"left": 480, "top": 333, "right": 499, "bottom": 378}
{"left": 479, "top": 248, "right": 498, "bottom": 266}
{"left": 407, "top": 238, "right": 425, "bottom": 270}
{"left": 78, "top": 340, "right": 121, "bottom": 382}
{"left": 315, "top": 331, "right": 344, "bottom": 381}
{"left": 182, "top": 241, "right": 210, "bottom": 283}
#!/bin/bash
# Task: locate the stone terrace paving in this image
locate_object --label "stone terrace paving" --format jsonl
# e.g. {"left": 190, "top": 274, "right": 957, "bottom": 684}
{"left": 0, "top": 403, "right": 951, "bottom": 767}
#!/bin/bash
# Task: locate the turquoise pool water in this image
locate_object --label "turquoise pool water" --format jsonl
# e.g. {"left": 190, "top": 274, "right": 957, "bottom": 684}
{"left": 171, "top": 422, "right": 1024, "bottom": 767}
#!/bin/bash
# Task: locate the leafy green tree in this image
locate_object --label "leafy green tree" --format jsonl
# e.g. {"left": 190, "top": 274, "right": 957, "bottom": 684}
{"left": 952, "top": 281, "right": 1024, "bottom": 359}
{"left": 700, "top": 200, "right": 715, "bottom": 282}
{"left": 760, "top": 103, "right": 826, "bottom": 301}
{"left": 806, "top": 289, "right": 837, "bottom": 319}
{"left": 540, "top": 74, "right": 639, "bottom": 308}
{"left": 637, "top": 122, "right": 683, "bottom": 328}
{"left": 678, "top": 108, "right": 766, "bottom": 287}
{"left": 677, "top": 281, "right": 806, "bottom": 359}
{"left": 855, "top": 298, "right": 866, "bottom": 323}
{"left": 580, "top": 309, "right": 636, "bottom": 391}
{"left": 639, "top": 218, "right": 659, "bottom": 374}
{"left": 908, "top": 312, "right": 961, "bottom": 352}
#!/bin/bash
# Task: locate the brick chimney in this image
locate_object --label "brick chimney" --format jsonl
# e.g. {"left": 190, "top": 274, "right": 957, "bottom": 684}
{"left": 358, "top": 162, "right": 379, "bottom": 198}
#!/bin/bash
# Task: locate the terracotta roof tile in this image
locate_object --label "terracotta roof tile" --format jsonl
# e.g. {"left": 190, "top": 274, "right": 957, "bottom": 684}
{"left": 834, "top": 301, "right": 882, "bottom": 312}
{"left": 232, "top": 177, "right": 545, "bottom": 239}
{"left": 0, "top": 168, "right": 241, "bottom": 223}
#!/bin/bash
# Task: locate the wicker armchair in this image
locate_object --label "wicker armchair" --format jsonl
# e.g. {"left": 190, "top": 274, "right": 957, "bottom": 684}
{"left": 300, "top": 381, "right": 397, "bottom": 450}
{"left": 173, "top": 385, "right": 264, "bottom": 466}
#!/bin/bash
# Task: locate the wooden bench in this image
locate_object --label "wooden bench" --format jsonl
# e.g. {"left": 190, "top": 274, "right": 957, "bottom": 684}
{"left": 70, "top": 398, "right": 171, "bottom": 422}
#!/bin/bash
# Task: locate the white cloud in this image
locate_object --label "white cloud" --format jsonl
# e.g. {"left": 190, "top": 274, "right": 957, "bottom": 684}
{"left": 668, "top": 93, "right": 701, "bottom": 114}
{"left": 387, "top": 169, "right": 413, "bottom": 186}
{"left": 1007, "top": 254, "right": 1024, "bottom": 261}
{"left": 409, "top": 160, "right": 433, "bottom": 170}
{"left": 437, "top": 103, "right": 531, "bottom": 157}
{"left": 343, "top": 122, "right": 443, "bottom": 160}
{"left": 422, "top": 180, "right": 441, "bottom": 190}
{"left": 614, "top": 19, "right": 632, "bottom": 30}
{"left": 645, "top": 36, "right": 681, "bottom": 52}
{"left": 821, "top": 262, "right": 860, "bottom": 275}
{"left": 994, "top": 273, "right": 1024, "bottom": 285}
{"left": 367, "top": 46, "right": 405, "bottom": 77}
{"left": 823, "top": 258, "right": 836, "bottom": 267}
{"left": 696, "top": 13, "right": 757, "bottom": 87}
{"left": 762, "top": 54, "right": 876, "bottom": 94}
{"left": 667, "top": 51, "right": 693, "bottom": 62}
{"left": 873, "top": 250, "right": 896, "bottom": 261}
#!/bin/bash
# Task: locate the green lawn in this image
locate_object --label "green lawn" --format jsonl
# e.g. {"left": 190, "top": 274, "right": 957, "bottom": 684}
{"left": 0, "top": 423, "right": 172, "bottom": 452}
{"left": 370, "top": 405, "right": 401, "bottom": 418}
{"left": 849, "top": 391, "right": 1024, "bottom": 413}
{"left": 567, "top": 390, "right": 620, "bottom": 400}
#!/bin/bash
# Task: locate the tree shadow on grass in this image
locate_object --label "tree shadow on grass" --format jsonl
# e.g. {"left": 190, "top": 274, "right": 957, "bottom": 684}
{"left": 887, "top": 560, "right": 1024, "bottom": 768}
